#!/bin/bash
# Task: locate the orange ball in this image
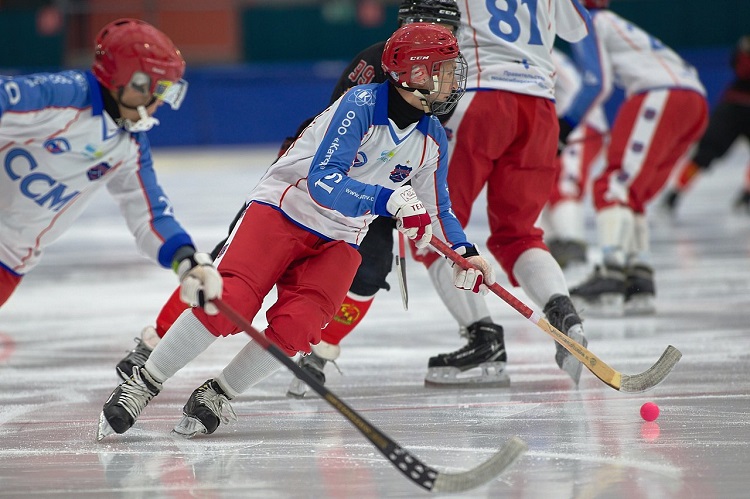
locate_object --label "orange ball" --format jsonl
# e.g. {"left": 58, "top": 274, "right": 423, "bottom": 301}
{"left": 640, "top": 402, "right": 660, "bottom": 421}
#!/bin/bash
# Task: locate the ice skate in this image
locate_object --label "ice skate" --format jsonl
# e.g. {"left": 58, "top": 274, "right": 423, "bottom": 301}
{"left": 660, "top": 188, "right": 681, "bottom": 215}
{"left": 547, "top": 239, "right": 587, "bottom": 269}
{"left": 543, "top": 294, "right": 587, "bottom": 385}
{"left": 115, "top": 326, "right": 159, "bottom": 380}
{"left": 425, "top": 322, "right": 509, "bottom": 388}
{"left": 625, "top": 264, "right": 656, "bottom": 315}
{"left": 172, "top": 379, "right": 236, "bottom": 439}
{"left": 97, "top": 366, "right": 162, "bottom": 441}
{"left": 569, "top": 264, "right": 627, "bottom": 317}
{"left": 733, "top": 189, "right": 750, "bottom": 214}
{"left": 286, "top": 341, "right": 340, "bottom": 399}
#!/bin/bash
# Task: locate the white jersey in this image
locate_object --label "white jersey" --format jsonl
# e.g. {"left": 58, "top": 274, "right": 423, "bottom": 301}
{"left": 0, "top": 70, "right": 193, "bottom": 275}
{"left": 249, "top": 82, "right": 470, "bottom": 250}
{"left": 563, "top": 8, "right": 706, "bottom": 125}
{"left": 458, "top": 0, "right": 590, "bottom": 98}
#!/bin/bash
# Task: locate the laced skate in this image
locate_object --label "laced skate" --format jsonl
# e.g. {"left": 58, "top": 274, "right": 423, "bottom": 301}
{"left": 115, "top": 326, "right": 159, "bottom": 380}
{"left": 97, "top": 365, "right": 162, "bottom": 440}
{"left": 569, "top": 263, "right": 627, "bottom": 316}
{"left": 286, "top": 342, "right": 341, "bottom": 399}
{"left": 172, "top": 379, "right": 237, "bottom": 438}
{"left": 625, "top": 264, "right": 656, "bottom": 315}
{"left": 425, "top": 322, "right": 509, "bottom": 388}
{"left": 543, "top": 295, "right": 587, "bottom": 385}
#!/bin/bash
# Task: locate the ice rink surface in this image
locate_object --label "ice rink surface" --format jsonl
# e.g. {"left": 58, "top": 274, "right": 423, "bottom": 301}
{"left": 1, "top": 144, "right": 749, "bottom": 498}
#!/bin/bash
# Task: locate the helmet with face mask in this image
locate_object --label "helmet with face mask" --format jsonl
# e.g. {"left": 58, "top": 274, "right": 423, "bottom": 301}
{"left": 92, "top": 18, "right": 187, "bottom": 131}
{"left": 381, "top": 22, "right": 467, "bottom": 115}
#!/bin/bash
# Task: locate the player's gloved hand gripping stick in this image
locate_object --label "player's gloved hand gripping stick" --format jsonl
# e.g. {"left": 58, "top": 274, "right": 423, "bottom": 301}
{"left": 429, "top": 236, "right": 682, "bottom": 393}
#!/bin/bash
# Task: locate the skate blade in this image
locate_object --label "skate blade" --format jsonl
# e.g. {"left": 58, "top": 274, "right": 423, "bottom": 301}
{"left": 424, "top": 363, "right": 510, "bottom": 389}
{"left": 625, "top": 295, "right": 656, "bottom": 316}
{"left": 171, "top": 415, "right": 207, "bottom": 439}
{"left": 560, "top": 329, "right": 587, "bottom": 386}
{"left": 97, "top": 411, "right": 116, "bottom": 441}
{"left": 285, "top": 378, "right": 308, "bottom": 399}
{"left": 571, "top": 294, "right": 624, "bottom": 317}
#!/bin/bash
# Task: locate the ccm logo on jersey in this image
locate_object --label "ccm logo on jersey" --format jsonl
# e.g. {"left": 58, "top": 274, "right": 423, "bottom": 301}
{"left": 4, "top": 148, "right": 80, "bottom": 212}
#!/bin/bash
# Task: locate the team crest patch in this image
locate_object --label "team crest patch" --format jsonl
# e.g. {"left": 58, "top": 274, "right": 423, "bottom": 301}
{"left": 333, "top": 303, "right": 361, "bottom": 326}
{"left": 87, "top": 162, "right": 112, "bottom": 181}
{"left": 44, "top": 138, "right": 70, "bottom": 154}
{"left": 389, "top": 164, "right": 412, "bottom": 182}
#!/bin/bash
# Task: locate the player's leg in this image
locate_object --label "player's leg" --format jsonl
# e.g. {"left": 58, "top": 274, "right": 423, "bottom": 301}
{"left": 546, "top": 124, "right": 606, "bottom": 268}
{"left": 421, "top": 91, "right": 508, "bottom": 388}
{"left": 177, "top": 238, "right": 360, "bottom": 436}
{"left": 623, "top": 90, "right": 707, "bottom": 314}
{"left": 115, "top": 202, "right": 249, "bottom": 380}
{"left": 483, "top": 93, "right": 586, "bottom": 382}
{"left": 100, "top": 203, "right": 291, "bottom": 438}
{"left": 287, "top": 216, "right": 394, "bottom": 397}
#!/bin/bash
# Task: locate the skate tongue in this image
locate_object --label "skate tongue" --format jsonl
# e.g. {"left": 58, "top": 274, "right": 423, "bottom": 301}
{"left": 171, "top": 415, "right": 208, "bottom": 439}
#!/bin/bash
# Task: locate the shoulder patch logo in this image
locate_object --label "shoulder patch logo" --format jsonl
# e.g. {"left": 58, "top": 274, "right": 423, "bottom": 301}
{"left": 353, "top": 151, "right": 367, "bottom": 167}
{"left": 44, "top": 138, "right": 70, "bottom": 154}
{"left": 349, "top": 88, "right": 376, "bottom": 107}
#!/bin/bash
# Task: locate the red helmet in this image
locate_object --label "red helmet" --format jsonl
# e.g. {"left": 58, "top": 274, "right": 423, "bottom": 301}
{"left": 581, "top": 0, "right": 609, "bottom": 8}
{"left": 382, "top": 23, "right": 466, "bottom": 114}
{"left": 92, "top": 18, "right": 187, "bottom": 109}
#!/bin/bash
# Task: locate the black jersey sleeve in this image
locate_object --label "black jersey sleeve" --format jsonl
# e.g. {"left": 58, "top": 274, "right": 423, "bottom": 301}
{"left": 328, "top": 41, "right": 388, "bottom": 104}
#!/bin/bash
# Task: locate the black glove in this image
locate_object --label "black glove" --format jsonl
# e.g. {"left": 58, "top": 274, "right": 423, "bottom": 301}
{"left": 557, "top": 117, "right": 576, "bottom": 155}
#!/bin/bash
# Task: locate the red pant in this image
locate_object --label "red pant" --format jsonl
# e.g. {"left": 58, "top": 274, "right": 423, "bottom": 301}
{"left": 593, "top": 89, "right": 708, "bottom": 213}
{"left": 0, "top": 266, "right": 22, "bottom": 308}
{"left": 190, "top": 202, "right": 361, "bottom": 356}
{"left": 549, "top": 124, "right": 607, "bottom": 205}
{"left": 414, "top": 91, "right": 558, "bottom": 285}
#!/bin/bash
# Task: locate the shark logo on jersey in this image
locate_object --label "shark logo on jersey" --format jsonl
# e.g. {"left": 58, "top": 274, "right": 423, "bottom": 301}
{"left": 43, "top": 138, "right": 70, "bottom": 155}
{"left": 348, "top": 88, "right": 375, "bottom": 107}
{"left": 353, "top": 151, "right": 367, "bottom": 167}
{"left": 389, "top": 164, "right": 412, "bottom": 183}
{"left": 86, "top": 162, "right": 112, "bottom": 181}
{"left": 378, "top": 150, "right": 397, "bottom": 163}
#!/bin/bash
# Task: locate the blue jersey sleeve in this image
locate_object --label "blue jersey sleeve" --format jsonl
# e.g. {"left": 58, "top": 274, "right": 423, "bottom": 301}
{"left": 0, "top": 70, "right": 90, "bottom": 118}
{"left": 561, "top": 14, "right": 606, "bottom": 128}
{"left": 307, "top": 87, "right": 390, "bottom": 218}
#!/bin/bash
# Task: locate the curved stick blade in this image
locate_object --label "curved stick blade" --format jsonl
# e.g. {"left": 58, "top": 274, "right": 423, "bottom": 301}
{"left": 431, "top": 437, "right": 527, "bottom": 493}
{"left": 620, "top": 345, "right": 682, "bottom": 393}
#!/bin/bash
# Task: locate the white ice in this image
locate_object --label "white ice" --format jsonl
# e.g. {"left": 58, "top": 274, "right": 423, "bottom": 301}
{"left": 1, "top": 143, "right": 749, "bottom": 498}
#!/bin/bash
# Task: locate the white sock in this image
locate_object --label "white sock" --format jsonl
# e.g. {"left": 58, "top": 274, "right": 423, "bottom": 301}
{"left": 144, "top": 309, "right": 217, "bottom": 383}
{"left": 596, "top": 205, "right": 634, "bottom": 267}
{"left": 513, "top": 248, "right": 570, "bottom": 308}
{"left": 428, "top": 257, "right": 492, "bottom": 327}
{"left": 216, "top": 336, "right": 281, "bottom": 399}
